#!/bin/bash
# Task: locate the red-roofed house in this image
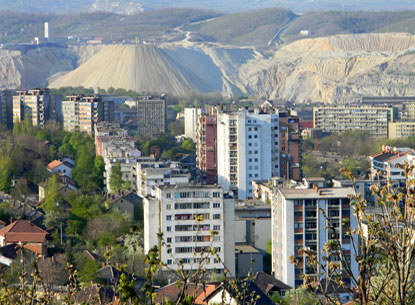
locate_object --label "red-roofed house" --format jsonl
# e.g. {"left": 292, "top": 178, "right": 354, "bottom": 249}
{"left": 47, "top": 159, "right": 74, "bottom": 178}
{"left": 0, "top": 220, "right": 48, "bottom": 255}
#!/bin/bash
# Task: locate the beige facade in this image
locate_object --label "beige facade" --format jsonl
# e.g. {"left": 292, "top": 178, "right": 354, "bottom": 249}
{"left": 13, "top": 89, "right": 50, "bottom": 127}
{"left": 388, "top": 122, "right": 415, "bottom": 139}
{"left": 62, "top": 95, "right": 105, "bottom": 135}
{"left": 313, "top": 105, "right": 396, "bottom": 138}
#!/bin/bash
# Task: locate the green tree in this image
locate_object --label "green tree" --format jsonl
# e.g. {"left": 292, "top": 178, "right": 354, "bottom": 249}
{"left": 42, "top": 174, "right": 63, "bottom": 213}
{"left": 109, "top": 162, "right": 123, "bottom": 194}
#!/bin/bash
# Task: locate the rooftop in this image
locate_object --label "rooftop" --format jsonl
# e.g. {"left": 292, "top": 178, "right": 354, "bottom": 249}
{"left": 235, "top": 243, "right": 260, "bottom": 254}
{"left": 0, "top": 220, "right": 48, "bottom": 243}
{"left": 47, "top": 160, "right": 63, "bottom": 170}
{"left": 278, "top": 187, "right": 355, "bottom": 199}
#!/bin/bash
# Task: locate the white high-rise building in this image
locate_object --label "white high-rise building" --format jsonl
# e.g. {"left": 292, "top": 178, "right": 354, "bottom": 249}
{"left": 271, "top": 185, "right": 358, "bottom": 291}
{"left": 44, "top": 22, "right": 53, "bottom": 42}
{"left": 143, "top": 184, "right": 235, "bottom": 276}
{"left": 217, "top": 108, "right": 280, "bottom": 200}
{"left": 184, "top": 108, "right": 201, "bottom": 141}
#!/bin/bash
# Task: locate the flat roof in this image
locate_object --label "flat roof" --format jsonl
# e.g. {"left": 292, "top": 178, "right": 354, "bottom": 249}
{"left": 235, "top": 244, "right": 260, "bottom": 254}
{"left": 278, "top": 187, "right": 355, "bottom": 199}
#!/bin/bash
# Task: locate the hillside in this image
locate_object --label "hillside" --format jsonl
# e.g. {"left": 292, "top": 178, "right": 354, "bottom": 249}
{"left": 0, "top": 9, "right": 221, "bottom": 44}
{"left": 1, "top": 0, "right": 415, "bottom": 14}
{"left": 0, "top": 47, "right": 77, "bottom": 89}
{"left": 183, "top": 8, "right": 297, "bottom": 47}
{"left": 49, "top": 44, "right": 226, "bottom": 96}
{"left": 281, "top": 11, "right": 415, "bottom": 43}
{"left": 44, "top": 33, "right": 415, "bottom": 102}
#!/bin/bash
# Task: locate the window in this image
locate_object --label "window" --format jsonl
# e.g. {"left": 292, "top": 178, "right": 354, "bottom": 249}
{"left": 166, "top": 204, "right": 171, "bottom": 210}
{"left": 248, "top": 135, "right": 252, "bottom": 139}
{"left": 167, "top": 237, "right": 172, "bottom": 243}
{"left": 254, "top": 135, "right": 258, "bottom": 138}
{"left": 254, "top": 151, "right": 258, "bottom": 154}
{"left": 167, "top": 226, "right": 171, "bottom": 232}
{"left": 213, "top": 192, "right": 220, "bottom": 198}
{"left": 213, "top": 236, "right": 220, "bottom": 241}
{"left": 175, "top": 203, "right": 192, "bottom": 209}
{"left": 213, "top": 214, "right": 221, "bottom": 219}
{"left": 166, "top": 193, "right": 171, "bottom": 198}
{"left": 166, "top": 215, "right": 172, "bottom": 221}
{"left": 294, "top": 211, "right": 302, "bottom": 217}
{"left": 294, "top": 222, "right": 303, "bottom": 229}
{"left": 254, "top": 158, "right": 258, "bottom": 162}
{"left": 213, "top": 225, "right": 220, "bottom": 230}
{"left": 213, "top": 203, "right": 221, "bottom": 208}
{"left": 193, "top": 202, "right": 210, "bottom": 209}
{"left": 166, "top": 259, "right": 172, "bottom": 265}
{"left": 175, "top": 247, "right": 192, "bottom": 253}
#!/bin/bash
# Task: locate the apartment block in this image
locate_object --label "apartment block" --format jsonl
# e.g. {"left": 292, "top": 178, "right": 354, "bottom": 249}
{"left": 184, "top": 108, "right": 201, "bottom": 141}
{"left": 313, "top": 105, "right": 396, "bottom": 138}
{"left": 94, "top": 122, "right": 129, "bottom": 156}
{"left": 217, "top": 108, "right": 280, "bottom": 200}
{"left": 12, "top": 89, "right": 51, "bottom": 127}
{"left": 196, "top": 113, "right": 217, "bottom": 184}
{"left": 136, "top": 95, "right": 166, "bottom": 137}
{"left": 143, "top": 184, "right": 235, "bottom": 275}
{"left": 103, "top": 143, "right": 144, "bottom": 193}
{"left": 62, "top": 95, "right": 114, "bottom": 136}
{"left": 135, "top": 160, "right": 190, "bottom": 197}
{"left": 388, "top": 122, "right": 415, "bottom": 139}
{"left": 271, "top": 185, "right": 358, "bottom": 290}
{"left": 278, "top": 110, "right": 302, "bottom": 180}
{"left": 0, "top": 90, "right": 12, "bottom": 128}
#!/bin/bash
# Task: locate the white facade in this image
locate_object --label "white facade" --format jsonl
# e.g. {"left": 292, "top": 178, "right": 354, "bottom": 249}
{"left": 184, "top": 108, "right": 201, "bottom": 141}
{"left": 271, "top": 187, "right": 358, "bottom": 290}
{"left": 135, "top": 161, "right": 190, "bottom": 196}
{"left": 217, "top": 109, "right": 280, "bottom": 200}
{"left": 143, "top": 185, "right": 235, "bottom": 276}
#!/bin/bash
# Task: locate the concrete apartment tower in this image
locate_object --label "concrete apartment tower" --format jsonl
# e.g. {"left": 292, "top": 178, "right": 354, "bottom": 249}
{"left": 217, "top": 108, "right": 281, "bottom": 200}
{"left": 184, "top": 108, "right": 201, "bottom": 141}
{"left": 44, "top": 22, "right": 53, "bottom": 42}
{"left": 271, "top": 185, "right": 358, "bottom": 293}
{"left": 13, "top": 89, "right": 51, "bottom": 127}
{"left": 144, "top": 184, "right": 235, "bottom": 276}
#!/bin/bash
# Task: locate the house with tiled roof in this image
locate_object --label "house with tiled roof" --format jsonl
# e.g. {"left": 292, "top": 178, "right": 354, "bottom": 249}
{"left": 0, "top": 220, "right": 48, "bottom": 255}
{"left": 47, "top": 158, "right": 75, "bottom": 178}
{"left": 369, "top": 145, "right": 413, "bottom": 183}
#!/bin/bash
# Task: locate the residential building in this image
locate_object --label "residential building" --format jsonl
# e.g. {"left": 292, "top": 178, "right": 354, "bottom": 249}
{"left": 313, "top": 105, "right": 396, "bottom": 138}
{"left": 106, "top": 190, "right": 143, "bottom": 221}
{"left": 12, "top": 89, "right": 51, "bottom": 127}
{"left": 103, "top": 144, "right": 143, "bottom": 193}
{"left": 196, "top": 113, "right": 218, "bottom": 184}
{"left": 184, "top": 108, "right": 201, "bottom": 141}
{"left": 62, "top": 95, "right": 114, "bottom": 136}
{"left": 279, "top": 109, "right": 302, "bottom": 180}
{"left": 115, "top": 108, "right": 138, "bottom": 130}
{"left": 0, "top": 220, "right": 48, "bottom": 255}
{"left": 235, "top": 244, "right": 263, "bottom": 278}
{"left": 253, "top": 272, "right": 291, "bottom": 298}
{"left": 271, "top": 185, "right": 358, "bottom": 290}
{"left": 369, "top": 145, "right": 413, "bottom": 183}
{"left": 203, "top": 281, "right": 275, "bottom": 305}
{"left": 143, "top": 184, "right": 235, "bottom": 275}
{"left": 47, "top": 158, "right": 75, "bottom": 178}
{"left": 135, "top": 160, "right": 190, "bottom": 197}
{"left": 136, "top": 95, "right": 166, "bottom": 137}
{"left": 235, "top": 199, "right": 271, "bottom": 256}
{"left": 0, "top": 90, "right": 12, "bottom": 128}
{"left": 388, "top": 122, "right": 415, "bottom": 139}
{"left": 94, "top": 122, "right": 129, "bottom": 156}
{"left": 217, "top": 107, "right": 281, "bottom": 200}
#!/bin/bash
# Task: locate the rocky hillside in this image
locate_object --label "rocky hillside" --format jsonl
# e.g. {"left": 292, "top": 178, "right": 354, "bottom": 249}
{"left": 47, "top": 33, "right": 415, "bottom": 103}
{"left": 3, "top": 33, "right": 415, "bottom": 103}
